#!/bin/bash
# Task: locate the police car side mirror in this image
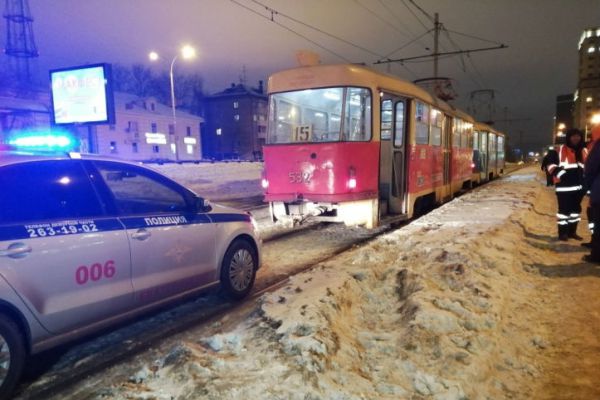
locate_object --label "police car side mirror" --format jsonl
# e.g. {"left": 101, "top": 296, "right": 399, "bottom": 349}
{"left": 195, "top": 197, "right": 211, "bottom": 213}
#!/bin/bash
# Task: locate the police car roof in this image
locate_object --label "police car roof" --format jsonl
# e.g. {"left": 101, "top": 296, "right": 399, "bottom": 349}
{"left": 0, "top": 150, "right": 144, "bottom": 168}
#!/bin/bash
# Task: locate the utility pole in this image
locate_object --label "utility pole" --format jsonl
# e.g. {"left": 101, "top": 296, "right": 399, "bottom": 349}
{"left": 433, "top": 12, "right": 439, "bottom": 79}
{"left": 4, "top": 0, "right": 38, "bottom": 84}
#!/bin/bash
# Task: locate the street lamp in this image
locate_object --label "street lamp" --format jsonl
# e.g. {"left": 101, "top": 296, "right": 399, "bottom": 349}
{"left": 149, "top": 45, "right": 197, "bottom": 161}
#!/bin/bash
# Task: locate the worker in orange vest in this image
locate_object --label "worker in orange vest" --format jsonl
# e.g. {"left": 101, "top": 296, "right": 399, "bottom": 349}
{"left": 546, "top": 129, "right": 588, "bottom": 241}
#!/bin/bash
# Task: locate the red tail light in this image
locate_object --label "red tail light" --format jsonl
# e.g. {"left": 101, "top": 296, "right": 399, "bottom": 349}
{"left": 348, "top": 167, "right": 357, "bottom": 189}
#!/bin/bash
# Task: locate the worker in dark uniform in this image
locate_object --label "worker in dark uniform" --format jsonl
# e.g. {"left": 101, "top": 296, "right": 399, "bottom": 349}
{"left": 541, "top": 147, "right": 557, "bottom": 186}
{"left": 546, "top": 129, "right": 588, "bottom": 241}
{"left": 583, "top": 126, "right": 600, "bottom": 260}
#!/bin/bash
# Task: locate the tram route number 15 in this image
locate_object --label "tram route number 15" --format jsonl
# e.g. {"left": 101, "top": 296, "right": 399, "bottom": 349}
{"left": 293, "top": 125, "right": 312, "bottom": 142}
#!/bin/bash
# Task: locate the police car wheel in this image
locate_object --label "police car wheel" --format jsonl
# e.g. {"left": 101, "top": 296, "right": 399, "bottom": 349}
{"left": 0, "top": 315, "right": 25, "bottom": 398}
{"left": 220, "top": 240, "right": 257, "bottom": 300}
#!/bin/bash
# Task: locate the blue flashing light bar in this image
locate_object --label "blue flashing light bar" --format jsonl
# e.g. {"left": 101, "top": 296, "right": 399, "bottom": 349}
{"left": 10, "top": 135, "right": 72, "bottom": 148}
{"left": 6, "top": 130, "right": 78, "bottom": 152}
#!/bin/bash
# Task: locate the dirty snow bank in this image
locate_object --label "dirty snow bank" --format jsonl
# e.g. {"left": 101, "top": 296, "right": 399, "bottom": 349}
{"left": 105, "top": 169, "right": 549, "bottom": 399}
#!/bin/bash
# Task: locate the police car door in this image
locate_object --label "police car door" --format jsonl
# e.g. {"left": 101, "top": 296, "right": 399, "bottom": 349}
{"left": 91, "top": 161, "right": 217, "bottom": 303}
{"left": 0, "top": 160, "right": 133, "bottom": 334}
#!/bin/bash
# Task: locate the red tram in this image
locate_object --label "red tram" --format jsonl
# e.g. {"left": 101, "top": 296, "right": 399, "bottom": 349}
{"left": 262, "top": 64, "right": 505, "bottom": 228}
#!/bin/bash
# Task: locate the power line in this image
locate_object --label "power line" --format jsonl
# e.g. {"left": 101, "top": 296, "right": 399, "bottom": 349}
{"left": 377, "top": 0, "right": 420, "bottom": 39}
{"left": 381, "top": 29, "right": 432, "bottom": 60}
{"left": 408, "top": 0, "right": 435, "bottom": 22}
{"left": 248, "top": 0, "right": 384, "bottom": 59}
{"left": 375, "top": 44, "right": 508, "bottom": 64}
{"left": 238, "top": 0, "right": 425, "bottom": 82}
{"left": 441, "top": 26, "right": 485, "bottom": 89}
{"left": 444, "top": 28, "right": 505, "bottom": 46}
{"left": 352, "top": 0, "right": 411, "bottom": 39}
{"left": 228, "top": 0, "right": 351, "bottom": 62}
{"left": 231, "top": 0, "right": 429, "bottom": 82}
{"left": 399, "top": 0, "right": 430, "bottom": 32}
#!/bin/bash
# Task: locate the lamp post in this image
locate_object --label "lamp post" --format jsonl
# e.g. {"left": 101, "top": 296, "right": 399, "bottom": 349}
{"left": 149, "top": 45, "right": 196, "bottom": 161}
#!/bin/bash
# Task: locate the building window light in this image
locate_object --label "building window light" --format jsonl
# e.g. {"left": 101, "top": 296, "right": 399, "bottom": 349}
{"left": 588, "top": 46, "right": 596, "bottom": 53}
{"left": 587, "top": 96, "right": 593, "bottom": 103}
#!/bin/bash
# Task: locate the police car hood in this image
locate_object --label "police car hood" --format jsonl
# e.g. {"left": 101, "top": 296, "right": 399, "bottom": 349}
{"left": 207, "top": 202, "right": 247, "bottom": 216}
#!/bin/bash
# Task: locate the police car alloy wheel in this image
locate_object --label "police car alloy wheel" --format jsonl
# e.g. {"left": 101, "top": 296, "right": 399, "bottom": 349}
{"left": 221, "top": 240, "right": 257, "bottom": 300}
{"left": 0, "top": 315, "right": 25, "bottom": 398}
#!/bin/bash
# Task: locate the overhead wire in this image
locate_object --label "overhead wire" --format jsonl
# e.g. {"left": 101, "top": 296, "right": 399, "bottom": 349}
{"left": 237, "top": 0, "right": 423, "bottom": 80}
{"left": 352, "top": 0, "right": 412, "bottom": 39}
{"left": 381, "top": 29, "right": 433, "bottom": 60}
{"left": 407, "top": 0, "right": 435, "bottom": 22}
{"left": 377, "top": 0, "right": 420, "bottom": 39}
{"left": 399, "top": 0, "right": 431, "bottom": 32}
{"left": 248, "top": 0, "right": 384, "bottom": 59}
{"left": 228, "top": 0, "right": 351, "bottom": 62}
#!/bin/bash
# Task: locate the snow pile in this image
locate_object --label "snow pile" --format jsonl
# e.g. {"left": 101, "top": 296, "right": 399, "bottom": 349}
{"left": 152, "top": 162, "right": 263, "bottom": 201}
{"left": 103, "top": 169, "right": 551, "bottom": 399}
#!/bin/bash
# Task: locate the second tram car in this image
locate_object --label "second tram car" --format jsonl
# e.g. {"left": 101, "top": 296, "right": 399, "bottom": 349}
{"left": 262, "top": 64, "right": 505, "bottom": 228}
{"left": 472, "top": 122, "right": 506, "bottom": 185}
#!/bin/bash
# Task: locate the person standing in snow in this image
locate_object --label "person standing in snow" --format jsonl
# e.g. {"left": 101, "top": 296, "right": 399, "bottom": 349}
{"left": 546, "top": 128, "right": 588, "bottom": 241}
{"left": 583, "top": 126, "right": 600, "bottom": 261}
{"left": 541, "top": 147, "right": 558, "bottom": 186}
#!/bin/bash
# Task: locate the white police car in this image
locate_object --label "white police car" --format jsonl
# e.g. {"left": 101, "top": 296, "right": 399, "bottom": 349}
{"left": 0, "top": 150, "right": 261, "bottom": 397}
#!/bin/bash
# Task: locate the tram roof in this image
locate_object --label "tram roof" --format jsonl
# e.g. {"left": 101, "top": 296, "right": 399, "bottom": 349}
{"left": 268, "top": 63, "right": 475, "bottom": 121}
{"left": 473, "top": 121, "right": 505, "bottom": 136}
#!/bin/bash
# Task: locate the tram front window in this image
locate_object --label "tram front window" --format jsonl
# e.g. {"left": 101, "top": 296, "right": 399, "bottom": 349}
{"left": 268, "top": 87, "right": 371, "bottom": 144}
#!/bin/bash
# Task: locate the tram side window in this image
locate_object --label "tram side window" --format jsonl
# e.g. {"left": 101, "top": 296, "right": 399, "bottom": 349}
{"left": 452, "top": 118, "right": 462, "bottom": 148}
{"left": 394, "top": 102, "right": 405, "bottom": 147}
{"left": 466, "top": 123, "right": 474, "bottom": 148}
{"left": 430, "top": 109, "right": 442, "bottom": 146}
{"left": 473, "top": 130, "right": 479, "bottom": 149}
{"left": 480, "top": 131, "right": 487, "bottom": 153}
{"left": 415, "top": 101, "right": 429, "bottom": 145}
{"left": 381, "top": 100, "right": 393, "bottom": 140}
{"left": 497, "top": 136, "right": 505, "bottom": 162}
{"left": 460, "top": 125, "right": 470, "bottom": 148}
{"left": 343, "top": 87, "right": 372, "bottom": 141}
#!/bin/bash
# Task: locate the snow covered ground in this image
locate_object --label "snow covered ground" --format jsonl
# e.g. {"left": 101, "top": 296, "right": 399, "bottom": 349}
{"left": 41, "top": 164, "right": 590, "bottom": 400}
{"left": 152, "top": 162, "right": 264, "bottom": 202}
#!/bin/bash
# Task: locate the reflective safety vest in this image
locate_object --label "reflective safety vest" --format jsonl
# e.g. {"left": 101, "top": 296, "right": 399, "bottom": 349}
{"left": 547, "top": 144, "right": 587, "bottom": 192}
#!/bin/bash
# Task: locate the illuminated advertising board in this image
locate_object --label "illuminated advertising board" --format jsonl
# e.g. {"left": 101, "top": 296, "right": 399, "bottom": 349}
{"left": 50, "top": 63, "right": 115, "bottom": 125}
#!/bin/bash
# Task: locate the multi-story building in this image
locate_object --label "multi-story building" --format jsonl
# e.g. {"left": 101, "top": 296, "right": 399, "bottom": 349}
{"left": 203, "top": 81, "right": 267, "bottom": 160}
{"left": 554, "top": 94, "right": 574, "bottom": 144}
{"left": 574, "top": 27, "right": 600, "bottom": 138}
{"left": 0, "top": 89, "right": 51, "bottom": 139}
{"left": 1, "top": 90, "right": 203, "bottom": 162}
{"left": 84, "top": 92, "right": 203, "bottom": 161}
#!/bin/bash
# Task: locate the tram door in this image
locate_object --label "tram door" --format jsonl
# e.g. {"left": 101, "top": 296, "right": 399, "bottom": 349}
{"left": 379, "top": 95, "right": 408, "bottom": 215}
{"left": 441, "top": 114, "right": 453, "bottom": 199}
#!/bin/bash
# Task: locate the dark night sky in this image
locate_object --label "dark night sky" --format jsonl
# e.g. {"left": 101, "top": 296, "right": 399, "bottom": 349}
{"left": 12, "top": 0, "right": 600, "bottom": 151}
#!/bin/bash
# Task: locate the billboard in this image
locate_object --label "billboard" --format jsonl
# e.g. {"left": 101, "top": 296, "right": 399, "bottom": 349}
{"left": 50, "top": 63, "right": 115, "bottom": 125}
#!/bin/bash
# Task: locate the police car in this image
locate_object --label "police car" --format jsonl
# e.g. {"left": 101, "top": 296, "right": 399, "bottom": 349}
{"left": 0, "top": 150, "right": 261, "bottom": 396}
